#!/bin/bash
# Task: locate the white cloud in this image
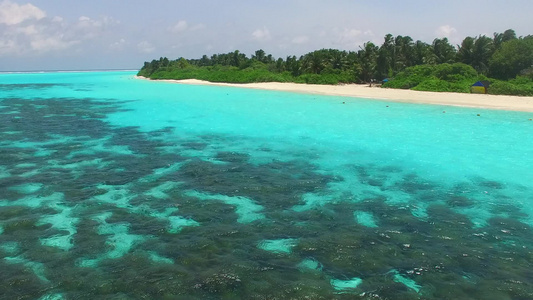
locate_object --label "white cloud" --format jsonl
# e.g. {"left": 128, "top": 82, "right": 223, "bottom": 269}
{"left": 30, "top": 36, "right": 78, "bottom": 52}
{"left": 0, "top": 39, "right": 17, "bottom": 55}
{"left": 169, "top": 20, "right": 188, "bottom": 33}
{"left": 190, "top": 23, "right": 206, "bottom": 31}
{"left": 0, "top": 0, "right": 45, "bottom": 25}
{"left": 110, "top": 38, "right": 126, "bottom": 51}
{"left": 137, "top": 41, "right": 155, "bottom": 53}
{"left": 341, "top": 28, "right": 362, "bottom": 39}
{"left": 331, "top": 27, "right": 366, "bottom": 48}
{"left": 292, "top": 35, "right": 309, "bottom": 44}
{"left": 0, "top": 3, "right": 117, "bottom": 56}
{"left": 252, "top": 27, "right": 271, "bottom": 41}
{"left": 15, "top": 24, "right": 38, "bottom": 35}
{"left": 436, "top": 25, "right": 457, "bottom": 38}
{"left": 70, "top": 15, "right": 115, "bottom": 40}
{"left": 167, "top": 20, "right": 205, "bottom": 35}
{"left": 51, "top": 16, "right": 63, "bottom": 23}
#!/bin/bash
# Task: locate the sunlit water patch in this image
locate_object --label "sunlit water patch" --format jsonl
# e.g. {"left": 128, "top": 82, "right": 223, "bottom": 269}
{"left": 0, "top": 71, "right": 532, "bottom": 299}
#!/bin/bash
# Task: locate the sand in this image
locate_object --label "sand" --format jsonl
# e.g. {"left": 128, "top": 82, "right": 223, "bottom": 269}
{"left": 136, "top": 77, "right": 533, "bottom": 113}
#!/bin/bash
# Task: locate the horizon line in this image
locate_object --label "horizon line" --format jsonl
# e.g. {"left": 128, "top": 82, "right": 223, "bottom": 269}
{"left": 0, "top": 68, "right": 140, "bottom": 74}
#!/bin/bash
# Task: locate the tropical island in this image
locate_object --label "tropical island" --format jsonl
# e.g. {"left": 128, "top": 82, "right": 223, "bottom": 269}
{"left": 138, "top": 29, "right": 533, "bottom": 96}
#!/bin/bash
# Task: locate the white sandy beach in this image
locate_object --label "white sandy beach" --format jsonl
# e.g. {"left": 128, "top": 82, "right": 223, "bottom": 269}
{"left": 136, "top": 76, "right": 533, "bottom": 113}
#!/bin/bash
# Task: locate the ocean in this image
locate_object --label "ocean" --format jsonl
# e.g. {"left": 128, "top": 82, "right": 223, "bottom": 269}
{"left": 0, "top": 71, "right": 532, "bottom": 299}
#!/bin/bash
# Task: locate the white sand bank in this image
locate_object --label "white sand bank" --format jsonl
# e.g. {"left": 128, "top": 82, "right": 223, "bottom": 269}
{"left": 136, "top": 76, "right": 533, "bottom": 113}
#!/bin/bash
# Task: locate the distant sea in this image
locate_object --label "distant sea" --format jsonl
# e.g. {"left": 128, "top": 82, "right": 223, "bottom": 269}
{"left": 1, "top": 71, "right": 532, "bottom": 299}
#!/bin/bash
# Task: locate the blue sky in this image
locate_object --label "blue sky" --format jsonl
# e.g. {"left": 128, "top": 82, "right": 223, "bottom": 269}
{"left": 1, "top": 0, "right": 532, "bottom": 71}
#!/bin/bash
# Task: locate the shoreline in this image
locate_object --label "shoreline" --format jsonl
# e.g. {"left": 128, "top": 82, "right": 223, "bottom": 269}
{"left": 135, "top": 76, "right": 533, "bottom": 113}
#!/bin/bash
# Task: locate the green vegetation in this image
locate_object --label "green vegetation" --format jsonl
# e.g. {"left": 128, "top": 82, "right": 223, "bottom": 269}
{"left": 384, "top": 63, "right": 533, "bottom": 96}
{"left": 383, "top": 63, "right": 480, "bottom": 93}
{"left": 139, "top": 29, "right": 533, "bottom": 96}
{"left": 138, "top": 49, "right": 358, "bottom": 85}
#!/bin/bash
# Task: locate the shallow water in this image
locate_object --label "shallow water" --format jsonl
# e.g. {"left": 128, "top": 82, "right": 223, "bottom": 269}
{"left": 1, "top": 71, "right": 532, "bottom": 299}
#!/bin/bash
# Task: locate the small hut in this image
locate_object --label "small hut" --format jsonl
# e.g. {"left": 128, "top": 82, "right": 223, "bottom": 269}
{"left": 470, "top": 81, "right": 490, "bottom": 94}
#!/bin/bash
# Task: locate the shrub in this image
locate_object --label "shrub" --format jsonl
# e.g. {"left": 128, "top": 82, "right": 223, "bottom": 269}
{"left": 384, "top": 63, "right": 478, "bottom": 93}
{"left": 488, "top": 79, "right": 533, "bottom": 96}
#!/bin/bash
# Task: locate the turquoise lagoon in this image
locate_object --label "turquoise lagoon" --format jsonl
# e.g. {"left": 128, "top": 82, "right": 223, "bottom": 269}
{"left": 0, "top": 71, "right": 532, "bottom": 299}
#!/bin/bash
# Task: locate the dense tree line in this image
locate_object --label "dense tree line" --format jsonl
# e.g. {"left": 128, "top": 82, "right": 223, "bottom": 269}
{"left": 138, "top": 29, "right": 533, "bottom": 95}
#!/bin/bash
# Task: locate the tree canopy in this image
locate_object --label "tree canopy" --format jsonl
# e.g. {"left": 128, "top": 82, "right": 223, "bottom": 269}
{"left": 138, "top": 29, "right": 533, "bottom": 95}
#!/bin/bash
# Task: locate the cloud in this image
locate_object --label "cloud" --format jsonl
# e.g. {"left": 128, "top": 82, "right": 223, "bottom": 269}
{"left": 0, "top": 2, "right": 117, "bottom": 55}
{"left": 336, "top": 28, "right": 363, "bottom": 44}
{"left": 435, "top": 25, "right": 457, "bottom": 38}
{"left": 137, "top": 41, "right": 155, "bottom": 53}
{"left": 292, "top": 35, "right": 309, "bottom": 44}
{"left": 0, "top": 0, "right": 45, "bottom": 25}
{"left": 330, "top": 27, "right": 366, "bottom": 48}
{"left": 30, "top": 36, "right": 79, "bottom": 52}
{"left": 169, "top": 20, "right": 188, "bottom": 33}
{"left": 0, "top": 39, "right": 16, "bottom": 53}
{"left": 69, "top": 15, "right": 115, "bottom": 40}
{"left": 252, "top": 27, "right": 271, "bottom": 41}
{"left": 51, "top": 16, "right": 63, "bottom": 23}
{"left": 110, "top": 38, "right": 126, "bottom": 51}
{"left": 190, "top": 23, "right": 206, "bottom": 31}
{"left": 167, "top": 20, "right": 205, "bottom": 35}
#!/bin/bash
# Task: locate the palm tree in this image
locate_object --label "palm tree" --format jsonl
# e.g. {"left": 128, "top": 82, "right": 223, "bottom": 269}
{"left": 413, "top": 40, "right": 430, "bottom": 65}
{"left": 457, "top": 36, "right": 494, "bottom": 74}
{"left": 494, "top": 29, "right": 517, "bottom": 49}
{"left": 430, "top": 38, "right": 456, "bottom": 64}
{"left": 302, "top": 51, "right": 325, "bottom": 74}
{"left": 285, "top": 55, "right": 301, "bottom": 76}
{"left": 457, "top": 36, "right": 475, "bottom": 65}
{"left": 358, "top": 42, "right": 378, "bottom": 82}
{"left": 252, "top": 49, "right": 266, "bottom": 63}
{"left": 376, "top": 34, "right": 394, "bottom": 79}
{"left": 329, "top": 50, "right": 348, "bottom": 70}
{"left": 472, "top": 35, "right": 494, "bottom": 74}
{"left": 394, "top": 35, "right": 415, "bottom": 71}
{"left": 199, "top": 55, "right": 211, "bottom": 67}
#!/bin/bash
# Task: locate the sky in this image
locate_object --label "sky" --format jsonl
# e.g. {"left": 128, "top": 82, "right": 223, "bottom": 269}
{"left": 0, "top": 0, "right": 532, "bottom": 71}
